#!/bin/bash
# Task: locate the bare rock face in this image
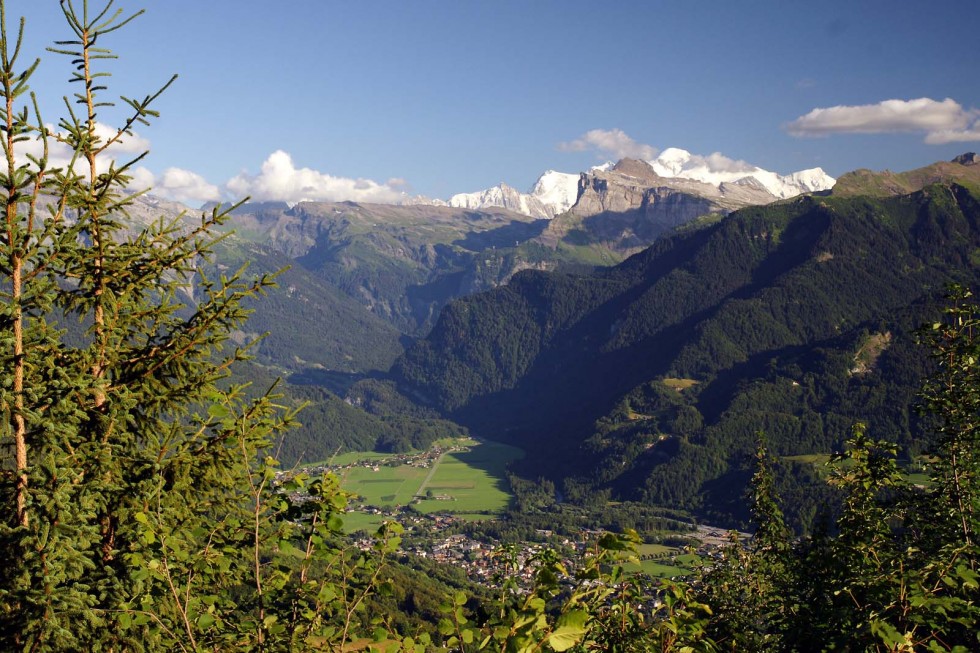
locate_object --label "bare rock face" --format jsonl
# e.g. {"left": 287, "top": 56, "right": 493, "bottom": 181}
{"left": 571, "top": 158, "right": 779, "bottom": 220}
{"left": 953, "top": 152, "right": 979, "bottom": 166}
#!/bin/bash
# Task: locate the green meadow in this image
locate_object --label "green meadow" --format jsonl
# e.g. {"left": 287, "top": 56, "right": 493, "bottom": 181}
{"left": 620, "top": 544, "right": 700, "bottom": 578}
{"left": 413, "top": 439, "right": 524, "bottom": 518}
{"left": 339, "top": 463, "right": 427, "bottom": 506}
{"left": 334, "top": 438, "right": 524, "bottom": 532}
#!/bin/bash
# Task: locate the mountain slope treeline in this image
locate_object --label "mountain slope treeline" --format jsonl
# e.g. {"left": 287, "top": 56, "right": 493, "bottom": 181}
{"left": 394, "top": 181, "right": 980, "bottom": 528}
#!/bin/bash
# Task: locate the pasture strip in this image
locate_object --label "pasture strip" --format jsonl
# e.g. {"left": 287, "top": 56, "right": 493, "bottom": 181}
{"left": 414, "top": 450, "right": 448, "bottom": 498}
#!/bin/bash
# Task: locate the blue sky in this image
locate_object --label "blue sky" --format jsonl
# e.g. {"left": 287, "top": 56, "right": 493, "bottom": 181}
{"left": 8, "top": 0, "right": 980, "bottom": 206}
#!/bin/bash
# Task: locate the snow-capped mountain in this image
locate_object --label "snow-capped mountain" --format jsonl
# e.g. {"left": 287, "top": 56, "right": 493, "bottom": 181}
{"left": 415, "top": 148, "right": 835, "bottom": 219}
{"left": 529, "top": 170, "right": 580, "bottom": 215}
{"left": 443, "top": 167, "right": 596, "bottom": 219}
{"left": 648, "top": 148, "right": 835, "bottom": 199}
{"left": 447, "top": 183, "right": 552, "bottom": 220}
{"left": 446, "top": 168, "right": 584, "bottom": 220}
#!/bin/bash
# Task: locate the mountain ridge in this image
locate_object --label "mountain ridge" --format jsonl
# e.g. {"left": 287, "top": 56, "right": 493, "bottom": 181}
{"left": 420, "top": 148, "right": 836, "bottom": 219}
{"left": 832, "top": 153, "right": 980, "bottom": 197}
{"left": 392, "top": 172, "right": 980, "bottom": 527}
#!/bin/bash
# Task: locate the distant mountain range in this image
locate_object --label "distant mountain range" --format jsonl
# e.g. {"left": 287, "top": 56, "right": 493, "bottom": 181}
{"left": 198, "top": 149, "right": 836, "bottom": 347}
{"left": 124, "top": 152, "right": 970, "bottom": 379}
{"left": 413, "top": 148, "right": 836, "bottom": 219}
{"left": 117, "top": 152, "right": 980, "bottom": 521}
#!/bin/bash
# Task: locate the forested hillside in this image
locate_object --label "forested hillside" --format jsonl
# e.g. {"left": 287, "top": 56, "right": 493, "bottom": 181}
{"left": 395, "top": 181, "right": 980, "bottom": 528}
{"left": 212, "top": 237, "right": 406, "bottom": 372}
{"left": 215, "top": 163, "right": 774, "bottom": 339}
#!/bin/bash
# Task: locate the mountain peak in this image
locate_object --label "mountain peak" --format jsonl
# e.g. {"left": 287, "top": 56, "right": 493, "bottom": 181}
{"left": 447, "top": 183, "right": 553, "bottom": 219}
{"left": 413, "top": 147, "right": 835, "bottom": 219}
{"left": 953, "top": 152, "right": 979, "bottom": 166}
{"left": 611, "top": 158, "right": 660, "bottom": 181}
{"left": 645, "top": 148, "right": 835, "bottom": 199}
{"left": 530, "top": 170, "right": 580, "bottom": 216}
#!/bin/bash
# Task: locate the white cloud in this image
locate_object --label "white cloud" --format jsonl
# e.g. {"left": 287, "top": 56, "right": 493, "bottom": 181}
{"left": 558, "top": 128, "right": 658, "bottom": 161}
{"left": 14, "top": 130, "right": 411, "bottom": 207}
{"left": 90, "top": 122, "right": 151, "bottom": 154}
{"left": 13, "top": 121, "right": 153, "bottom": 180}
{"left": 125, "top": 166, "right": 157, "bottom": 191}
{"left": 701, "top": 152, "right": 755, "bottom": 174}
{"left": 119, "top": 166, "right": 222, "bottom": 208}
{"left": 9, "top": 122, "right": 221, "bottom": 207}
{"left": 786, "top": 97, "right": 980, "bottom": 143}
{"left": 924, "top": 125, "right": 980, "bottom": 144}
{"left": 225, "top": 150, "right": 406, "bottom": 205}
{"left": 144, "top": 167, "right": 223, "bottom": 206}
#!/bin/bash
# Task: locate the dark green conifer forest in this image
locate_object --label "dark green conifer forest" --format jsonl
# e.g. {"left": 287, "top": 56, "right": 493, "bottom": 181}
{"left": 1, "top": 2, "right": 978, "bottom": 651}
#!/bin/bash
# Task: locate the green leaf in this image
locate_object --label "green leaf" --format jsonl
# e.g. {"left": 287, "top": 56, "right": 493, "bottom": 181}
{"left": 437, "top": 618, "right": 455, "bottom": 636}
{"left": 277, "top": 540, "right": 306, "bottom": 559}
{"left": 548, "top": 609, "right": 589, "bottom": 651}
{"left": 556, "top": 609, "right": 588, "bottom": 630}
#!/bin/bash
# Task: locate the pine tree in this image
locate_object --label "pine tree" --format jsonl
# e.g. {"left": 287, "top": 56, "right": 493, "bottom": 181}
{"left": 0, "top": 2, "right": 297, "bottom": 649}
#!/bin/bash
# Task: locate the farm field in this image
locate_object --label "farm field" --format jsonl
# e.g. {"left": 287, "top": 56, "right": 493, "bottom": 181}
{"left": 413, "top": 439, "right": 524, "bottom": 518}
{"left": 340, "top": 510, "right": 391, "bottom": 535}
{"left": 635, "top": 560, "right": 696, "bottom": 578}
{"left": 333, "top": 438, "right": 524, "bottom": 532}
{"left": 662, "top": 377, "right": 698, "bottom": 391}
{"left": 621, "top": 544, "right": 700, "bottom": 578}
{"left": 330, "top": 451, "right": 392, "bottom": 466}
{"left": 340, "top": 463, "right": 428, "bottom": 507}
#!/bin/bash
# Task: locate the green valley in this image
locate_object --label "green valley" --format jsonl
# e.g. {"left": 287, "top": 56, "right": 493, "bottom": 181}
{"left": 296, "top": 438, "right": 524, "bottom": 533}
{"left": 394, "top": 176, "right": 980, "bottom": 532}
{"left": 3, "top": 0, "right": 980, "bottom": 647}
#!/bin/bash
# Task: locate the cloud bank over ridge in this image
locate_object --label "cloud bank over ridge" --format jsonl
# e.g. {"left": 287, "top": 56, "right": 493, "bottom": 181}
{"left": 23, "top": 129, "right": 408, "bottom": 207}
{"left": 225, "top": 151, "right": 406, "bottom": 206}
{"left": 558, "top": 128, "right": 659, "bottom": 161}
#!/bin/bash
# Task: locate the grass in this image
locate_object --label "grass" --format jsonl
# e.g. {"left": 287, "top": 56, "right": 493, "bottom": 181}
{"left": 329, "top": 451, "right": 395, "bottom": 466}
{"left": 634, "top": 561, "right": 695, "bottom": 578}
{"left": 904, "top": 472, "right": 932, "bottom": 486}
{"left": 340, "top": 511, "right": 387, "bottom": 535}
{"left": 637, "top": 543, "right": 675, "bottom": 557}
{"left": 662, "top": 377, "right": 698, "bottom": 391}
{"left": 340, "top": 463, "right": 428, "bottom": 507}
{"left": 626, "top": 409, "right": 653, "bottom": 421}
{"left": 413, "top": 439, "right": 523, "bottom": 519}
{"left": 674, "top": 553, "right": 701, "bottom": 567}
{"left": 332, "top": 438, "right": 525, "bottom": 530}
{"left": 782, "top": 453, "right": 831, "bottom": 465}
{"left": 621, "top": 548, "right": 701, "bottom": 578}
{"left": 616, "top": 544, "right": 702, "bottom": 578}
